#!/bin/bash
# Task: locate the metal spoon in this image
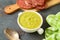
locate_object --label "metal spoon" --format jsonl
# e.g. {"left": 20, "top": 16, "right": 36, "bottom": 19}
{"left": 4, "top": 28, "right": 20, "bottom": 40}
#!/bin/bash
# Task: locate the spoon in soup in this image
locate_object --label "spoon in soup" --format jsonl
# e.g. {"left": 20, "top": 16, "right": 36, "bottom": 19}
{"left": 4, "top": 28, "right": 20, "bottom": 40}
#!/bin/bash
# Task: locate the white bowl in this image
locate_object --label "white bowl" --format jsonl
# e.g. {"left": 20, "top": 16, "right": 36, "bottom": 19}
{"left": 17, "top": 10, "right": 43, "bottom": 34}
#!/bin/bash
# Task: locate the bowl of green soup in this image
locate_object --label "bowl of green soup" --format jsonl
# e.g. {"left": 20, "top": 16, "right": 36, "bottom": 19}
{"left": 17, "top": 10, "right": 43, "bottom": 34}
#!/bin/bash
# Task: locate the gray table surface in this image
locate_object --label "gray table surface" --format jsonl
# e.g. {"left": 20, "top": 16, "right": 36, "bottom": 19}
{"left": 0, "top": 0, "right": 60, "bottom": 40}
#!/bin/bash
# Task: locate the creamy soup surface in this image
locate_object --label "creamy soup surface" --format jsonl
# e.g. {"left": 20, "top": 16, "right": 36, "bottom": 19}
{"left": 18, "top": 11, "right": 42, "bottom": 29}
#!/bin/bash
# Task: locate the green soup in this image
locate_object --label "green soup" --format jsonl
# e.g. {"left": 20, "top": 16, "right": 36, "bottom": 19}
{"left": 18, "top": 11, "right": 42, "bottom": 29}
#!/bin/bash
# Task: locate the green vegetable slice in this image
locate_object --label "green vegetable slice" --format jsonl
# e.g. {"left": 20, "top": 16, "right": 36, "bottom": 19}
{"left": 46, "top": 13, "right": 60, "bottom": 28}
{"left": 45, "top": 27, "right": 58, "bottom": 38}
{"left": 46, "top": 33, "right": 56, "bottom": 40}
{"left": 45, "top": 12, "right": 60, "bottom": 40}
{"left": 56, "top": 12, "right": 60, "bottom": 19}
{"left": 56, "top": 33, "right": 60, "bottom": 40}
{"left": 46, "top": 15, "right": 57, "bottom": 27}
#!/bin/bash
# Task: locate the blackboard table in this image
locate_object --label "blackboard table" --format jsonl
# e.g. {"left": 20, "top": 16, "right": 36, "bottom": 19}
{"left": 0, "top": 0, "right": 60, "bottom": 40}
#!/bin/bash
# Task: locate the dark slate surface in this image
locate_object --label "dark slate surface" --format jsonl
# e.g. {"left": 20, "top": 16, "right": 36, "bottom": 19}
{"left": 0, "top": 0, "right": 60, "bottom": 40}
